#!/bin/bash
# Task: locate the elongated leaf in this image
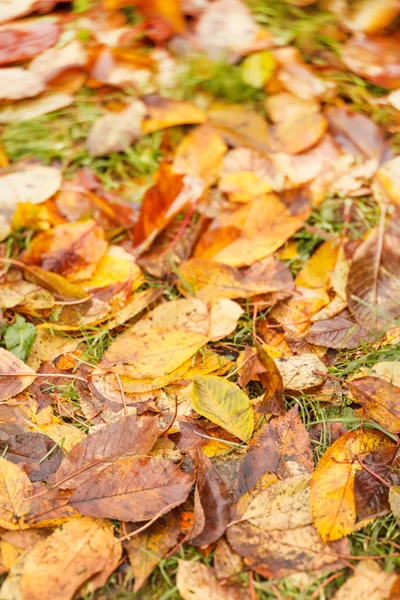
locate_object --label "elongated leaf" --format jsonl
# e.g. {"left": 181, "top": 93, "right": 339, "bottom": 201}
{"left": 70, "top": 457, "right": 194, "bottom": 521}
{"left": 0, "top": 457, "right": 32, "bottom": 530}
{"left": 192, "top": 376, "right": 254, "bottom": 442}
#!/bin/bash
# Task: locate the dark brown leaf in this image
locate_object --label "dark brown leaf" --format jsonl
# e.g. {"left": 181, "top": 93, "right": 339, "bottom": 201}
{"left": 236, "top": 406, "right": 313, "bottom": 498}
{"left": 305, "top": 313, "right": 371, "bottom": 349}
{"left": 349, "top": 376, "right": 400, "bottom": 433}
{"left": 189, "top": 449, "right": 231, "bottom": 546}
{"left": 70, "top": 457, "right": 195, "bottom": 521}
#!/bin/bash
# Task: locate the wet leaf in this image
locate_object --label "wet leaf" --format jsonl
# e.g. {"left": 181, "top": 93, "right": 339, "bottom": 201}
{"left": 192, "top": 376, "right": 254, "bottom": 442}
{"left": 236, "top": 406, "right": 313, "bottom": 497}
{"left": 311, "top": 430, "right": 391, "bottom": 541}
{"left": 70, "top": 457, "right": 194, "bottom": 521}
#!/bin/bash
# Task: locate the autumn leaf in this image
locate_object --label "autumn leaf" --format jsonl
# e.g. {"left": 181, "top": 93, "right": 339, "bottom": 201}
{"left": 207, "top": 103, "right": 270, "bottom": 152}
{"left": 236, "top": 406, "right": 313, "bottom": 497}
{"left": 331, "top": 560, "right": 396, "bottom": 600}
{"left": 192, "top": 376, "right": 254, "bottom": 442}
{"left": 349, "top": 377, "right": 400, "bottom": 433}
{"left": 311, "top": 430, "right": 391, "bottom": 541}
{"left": 1, "top": 518, "right": 118, "bottom": 600}
{"left": 1, "top": 165, "right": 61, "bottom": 219}
{"left": 124, "top": 512, "right": 180, "bottom": 592}
{"left": 70, "top": 457, "right": 194, "bottom": 521}
{"left": 0, "top": 348, "right": 36, "bottom": 402}
{"left": 0, "top": 458, "right": 32, "bottom": 530}
{"left": 305, "top": 313, "right": 371, "bottom": 349}
{"left": 0, "top": 91, "right": 73, "bottom": 124}
{"left": 0, "top": 20, "right": 61, "bottom": 66}
{"left": 141, "top": 96, "right": 206, "bottom": 133}
{"left": 176, "top": 560, "right": 244, "bottom": 600}
{"left": 173, "top": 124, "right": 227, "bottom": 185}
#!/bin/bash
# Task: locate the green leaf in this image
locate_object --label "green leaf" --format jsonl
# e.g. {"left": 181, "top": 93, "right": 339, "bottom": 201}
{"left": 241, "top": 51, "right": 277, "bottom": 89}
{"left": 3, "top": 315, "right": 36, "bottom": 361}
{"left": 192, "top": 375, "right": 254, "bottom": 441}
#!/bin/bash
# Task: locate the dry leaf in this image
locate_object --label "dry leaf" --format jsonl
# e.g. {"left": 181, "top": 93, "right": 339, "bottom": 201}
{"left": 311, "top": 430, "right": 391, "bottom": 541}
{"left": 0, "top": 20, "right": 61, "bottom": 65}
{"left": 0, "top": 348, "right": 36, "bottom": 402}
{"left": 0, "top": 0, "right": 36, "bottom": 24}
{"left": 331, "top": 560, "right": 396, "bottom": 600}
{"left": 349, "top": 377, "right": 400, "bottom": 434}
{"left": 173, "top": 124, "right": 227, "bottom": 185}
{"left": 0, "top": 67, "right": 44, "bottom": 101}
{"left": 1, "top": 518, "right": 117, "bottom": 600}
{"left": 274, "top": 354, "right": 327, "bottom": 390}
{"left": 70, "top": 457, "right": 194, "bottom": 521}
{"left": 142, "top": 96, "right": 206, "bottom": 133}
{"left": 305, "top": 314, "right": 371, "bottom": 349}
{"left": 0, "top": 458, "right": 32, "bottom": 530}
{"left": 207, "top": 103, "right": 270, "bottom": 153}
{"left": 177, "top": 559, "right": 244, "bottom": 600}
{"left": 1, "top": 165, "right": 61, "bottom": 219}
{"left": 0, "top": 92, "right": 73, "bottom": 124}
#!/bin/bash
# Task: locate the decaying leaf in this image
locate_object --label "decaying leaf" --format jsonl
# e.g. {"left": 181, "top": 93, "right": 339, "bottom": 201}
{"left": 274, "top": 354, "right": 327, "bottom": 390}
{"left": 305, "top": 314, "right": 371, "bottom": 349}
{"left": 331, "top": 560, "right": 396, "bottom": 600}
{"left": 192, "top": 376, "right": 254, "bottom": 442}
{"left": 177, "top": 559, "right": 244, "bottom": 600}
{"left": 0, "top": 458, "right": 32, "bottom": 530}
{"left": 0, "top": 348, "right": 36, "bottom": 402}
{"left": 349, "top": 377, "right": 400, "bottom": 434}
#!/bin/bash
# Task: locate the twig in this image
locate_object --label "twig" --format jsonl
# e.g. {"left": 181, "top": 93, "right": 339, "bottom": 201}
{"left": 115, "top": 503, "right": 176, "bottom": 544}
{"left": 115, "top": 373, "right": 128, "bottom": 418}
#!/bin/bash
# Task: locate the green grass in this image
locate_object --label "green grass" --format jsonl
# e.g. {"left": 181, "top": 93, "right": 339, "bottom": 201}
{"left": 1, "top": 98, "right": 163, "bottom": 189}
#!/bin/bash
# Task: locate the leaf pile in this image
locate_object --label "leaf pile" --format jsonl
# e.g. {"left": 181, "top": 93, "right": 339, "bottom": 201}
{"left": 1, "top": 0, "right": 400, "bottom": 598}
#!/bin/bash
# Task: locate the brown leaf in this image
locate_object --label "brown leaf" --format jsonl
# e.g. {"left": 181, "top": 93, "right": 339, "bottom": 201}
{"left": 214, "top": 538, "right": 244, "bottom": 584}
{"left": 331, "top": 560, "right": 396, "bottom": 600}
{"left": 354, "top": 445, "right": 398, "bottom": 522}
{"left": 189, "top": 449, "right": 231, "bottom": 546}
{"left": 305, "top": 314, "right": 371, "bottom": 349}
{"left": 256, "top": 342, "right": 285, "bottom": 415}
{"left": 0, "top": 424, "right": 62, "bottom": 483}
{"left": 70, "top": 457, "right": 194, "bottom": 521}
{"left": 349, "top": 376, "right": 400, "bottom": 433}
{"left": 0, "top": 67, "right": 44, "bottom": 101}
{"left": 347, "top": 216, "right": 400, "bottom": 330}
{"left": 342, "top": 35, "right": 400, "bottom": 89}
{"left": 55, "top": 415, "right": 160, "bottom": 489}
{"left": 207, "top": 103, "right": 270, "bottom": 152}
{"left": 0, "top": 20, "right": 61, "bottom": 65}
{"left": 176, "top": 559, "right": 245, "bottom": 600}
{"left": 0, "top": 348, "right": 36, "bottom": 402}
{"left": 124, "top": 511, "right": 179, "bottom": 592}
{"left": 1, "top": 517, "right": 118, "bottom": 600}
{"left": 274, "top": 111, "right": 328, "bottom": 155}
{"left": 236, "top": 407, "right": 313, "bottom": 498}
{"left": 23, "top": 220, "right": 107, "bottom": 281}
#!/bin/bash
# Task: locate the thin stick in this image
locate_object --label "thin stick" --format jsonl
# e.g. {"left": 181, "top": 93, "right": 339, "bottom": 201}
{"left": 116, "top": 504, "right": 176, "bottom": 544}
{"left": 115, "top": 373, "right": 128, "bottom": 418}
{"left": 311, "top": 571, "right": 345, "bottom": 600}
{"left": 357, "top": 456, "right": 391, "bottom": 488}
{"left": 0, "top": 372, "right": 87, "bottom": 383}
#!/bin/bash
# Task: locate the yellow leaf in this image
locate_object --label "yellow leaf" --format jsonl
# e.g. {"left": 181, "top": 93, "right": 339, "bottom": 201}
{"left": 241, "top": 50, "right": 277, "bottom": 88}
{"left": 219, "top": 171, "right": 272, "bottom": 202}
{"left": 1, "top": 518, "right": 117, "bottom": 600}
{"left": 173, "top": 124, "right": 227, "bottom": 186}
{"left": 38, "top": 423, "right": 86, "bottom": 452}
{"left": 0, "top": 458, "right": 32, "bottom": 530}
{"left": 295, "top": 239, "right": 340, "bottom": 289}
{"left": 80, "top": 245, "right": 143, "bottom": 291}
{"left": 208, "top": 298, "right": 243, "bottom": 340}
{"left": 142, "top": 97, "right": 206, "bottom": 134}
{"left": 207, "top": 103, "right": 270, "bottom": 152}
{"left": 311, "top": 430, "right": 391, "bottom": 541}
{"left": 192, "top": 375, "right": 254, "bottom": 441}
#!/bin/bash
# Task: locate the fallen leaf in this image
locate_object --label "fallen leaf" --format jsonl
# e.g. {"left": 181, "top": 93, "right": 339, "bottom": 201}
{"left": 256, "top": 342, "right": 285, "bottom": 415}
{"left": 0, "top": 0, "right": 36, "bottom": 24}
{"left": 0, "top": 165, "right": 61, "bottom": 219}
{"left": 38, "top": 423, "right": 86, "bottom": 453}
{"left": 28, "top": 39, "right": 86, "bottom": 82}
{"left": 178, "top": 256, "right": 293, "bottom": 303}
{"left": 0, "top": 20, "right": 61, "bottom": 65}
{"left": 23, "top": 220, "right": 107, "bottom": 281}
{"left": 342, "top": 35, "right": 400, "bottom": 89}
{"left": 331, "top": 560, "right": 396, "bottom": 599}
{"left": 177, "top": 559, "right": 244, "bottom": 600}
{"left": 189, "top": 448, "right": 231, "bottom": 546}
{"left": 0, "top": 348, "right": 36, "bottom": 402}
{"left": 70, "top": 457, "right": 194, "bottom": 521}
{"left": 274, "top": 111, "right": 328, "bottom": 155}
{"left": 55, "top": 415, "right": 159, "bottom": 489}
{"left": 214, "top": 538, "right": 244, "bottom": 584}
{"left": 192, "top": 376, "right": 254, "bottom": 442}
{"left": 347, "top": 216, "right": 400, "bottom": 330}
{"left": 0, "top": 458, "right": 32, "bottom": 530}
{"left": 305, "top": 314, "right": 371, "bottom": 349}
{"left": 141, "top": 95, "right": 206, "bottom": 133}
{"left": 311, "top": 430, "right": 391, "bottom": 541}
{"left": 1, "top": 517, "right": 117, "bottom": 600}
{"left": 86, "top": 99, "right": 146, "bottom": 156}
{"left": 208, "top": 298, "right": 243, "bottom": 340}
{"left": 295, "top": 240, "right": 340, "bottom": 290}
{"left": 207, "top": 103, "right": 270, "bottom": 152}
{"left": 0, "top": 67, "right": 45, "bottom": 101}
{"left": 220, "top": 147, "right": 284, "bottom": 194}
{"left": 349, "top": 377, "right": 400, "bottom": 434}
{"left": 124, "top": 512, "right": 180, "bottom": 592}
{"left": 173, "top": 124, "right": 227, "bottom": 186}
{"left": 241, "top": 50, "right": 276, "bottom": 88}
{"left": 274, "top": 354, "right": 327, "bottom": 390}
{"left": 274, "top": 46, "right": 327, "bottom": 100}
{"left": 0, "top": 91, "right": 73, "bottom": 123}
{"left": 236, "top": 406, "right": 313, "bottom": 497}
